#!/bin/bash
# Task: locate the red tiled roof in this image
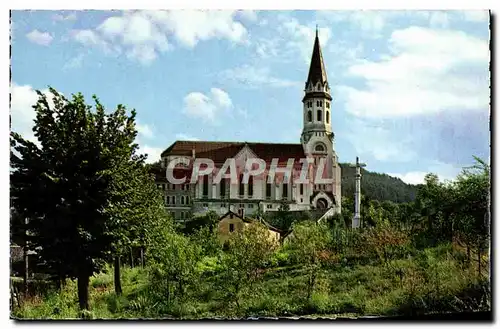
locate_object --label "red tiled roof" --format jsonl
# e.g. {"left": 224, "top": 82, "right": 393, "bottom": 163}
{"left": 161, "top": 141, "right": 306, "bottom": 164}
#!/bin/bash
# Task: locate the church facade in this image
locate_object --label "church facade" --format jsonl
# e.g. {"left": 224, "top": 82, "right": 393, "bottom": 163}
{"left": 155, "top": 31, "right": 342, "bottom": 222}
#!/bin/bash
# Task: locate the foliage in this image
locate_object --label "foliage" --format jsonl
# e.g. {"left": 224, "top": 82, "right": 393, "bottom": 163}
{"left": 340, "top": 163, "right": 417, "bottom": 203}
{"left": 217, "top": 223, "right": 277, "bottom": 309}
{"left": 10, "top": 88, "right": 153, "bottom": 310}
{"left": 287, "top": 221, "right": 332, "bottom": 299}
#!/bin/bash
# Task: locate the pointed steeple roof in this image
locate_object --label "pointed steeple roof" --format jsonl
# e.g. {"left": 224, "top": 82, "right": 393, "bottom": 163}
{"left": 306, "top": 26, "right": 328, "bottom": 86}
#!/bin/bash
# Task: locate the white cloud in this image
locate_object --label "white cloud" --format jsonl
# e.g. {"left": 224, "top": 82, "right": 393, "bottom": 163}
{"left": 236, "top": 10, "right": 258, "bottom": 22}
{"left": 210, "top": 88, "right": 232, "bottom": 108}
{"left": 220, "top": 64, "right": 299, "bottom": 88}
{"left": 138, "top": 144, "right": 163, "bottom": 163}
{"left": 278, "top": 18, "right": 331, "bottom": 63}
{"left": 183, "top": 88, "right": 232, "bottom": 122}
{"left": 52, "top": 12, "right": 77, "bottom": 21}
{"left": 72, "top": 10, "right": 249, "bottom": 64}
{"left": 389, "top": 161, "right": 462, "bottom": 185}
{"left": 338, "top": 26, "right": 489, "bottom": 118}
{"left": 63, "top": 53, "right": 84, "bottom": 70}
{"left": 428, "top": 11, "right": 450, "bottom": 28}
{"left": 10, "top": 83, "right": 54, "bottom": 146}
{"left": 461, "top": 10, "right": 490, "bottom": 22}
{"left": 175, "top": 133, "right": 200, "bottom": 141}
{"left": 136, "top": 122, "right": 154, "bottom": 139}
{"left": 346, "top": 119, "right": 416, "bottom": 162}
{"left": 26, "top": 29, "right": 53, "bottom": 46}
{"left": 388, "top": 172, "right": 428, "bottom": 185}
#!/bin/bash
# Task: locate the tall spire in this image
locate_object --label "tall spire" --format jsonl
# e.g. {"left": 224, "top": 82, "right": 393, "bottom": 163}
{"left": 306, "top": 26, "right": 328, "bottom": 87}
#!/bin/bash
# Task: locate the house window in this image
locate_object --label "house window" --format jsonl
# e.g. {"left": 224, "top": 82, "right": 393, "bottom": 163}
{"left": 248, "top": 176, "right": 254, "bottom": 197}
{"left": 239, "top": 174, "right": 244, "bottom": 196}
{"left": 300, "top": 184, "right": 304, "bottom": 195}
{"left": 202, "top": 175, "right": 209, "bottom": 197}
{"left": 326, "top": 102, "right": 330, "bottom": 109}
{"left": 202, "top": 203, "right": 209, "bottom": 207}
{"left": 239, "top": 203, "right": 244, "bottom": 208}
{"left": 172, "top": 196, "right": 176, "bottom": 205}
{"left": 166, "top": 196, "right": 170, "bottom": 204}
{"left": 181, "top": 196, "right": 185, "bottom": 205}
{"left": 180, "top": 212, "right": 184, "bottom": 220}
{"left": 307, "top": 110, "right": 312, "bottom": 122}
{"left": 326, "top": 111, "right": 330, "bottom": 124}
{"left": 248, "top": 204, "right": 254, "bottom": 208}
{"left": 266, "top": 204, "right": 272, "bottom": 209}
{"left": 266, "top": 183, "right": 272, "bottom": 199}
{"left": 283, "top": 183, "right": 288, "bottom": 199}
{"left": 317, "top": 110, "right": 322, "bottom": 121}
{"left": 316, "top": 100, "right": 319, "bottom": 107}
{"left": 229, "top": 223, "right": 235, "bottom": 232}
{"left": 320, "top": 100, "right": 323, "bottom": 107}
{"left": 221, "top": 203, "right": 226, "bottom": 208}
{"left": 220, "top": 178, "right": 226, "bottom": 198}
{"left": 186, "top": 196, "right": 190, "bottom": 204}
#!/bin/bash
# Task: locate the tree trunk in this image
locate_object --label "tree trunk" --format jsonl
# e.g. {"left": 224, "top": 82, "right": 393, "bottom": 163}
{"left": 77, "top": 272, "right": 90, "bottom": 311}
{"left": 467, "top": 243, "right": 471, "bottom": 264}
{"left": 114, "top": 256, "right": 122, "bottom": 295}
{"left": 23, "top": 217, "right": 29, "bottom": 296}
{"left": 130, "top": 247, "right": 134, "bottom": 268}
{"left": 478, "top": 248, "right": 482, "bottom": 277}
{"left": 140, "top": 247, "right": 144, "bottom": 268}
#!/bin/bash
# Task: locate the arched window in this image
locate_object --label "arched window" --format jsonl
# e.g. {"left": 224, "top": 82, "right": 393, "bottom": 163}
{"left": 317, "top": 110, "right": 322, "bottom": 121}
{"left": 307, "top": 110, "right": 312, "bottom": 122}
{"left": 181, "top": 196, "right": 185, "bottom": 205}
{"left": 248, "top": 175, "right": 254, "bottom": 197}
{"left": 315, "top": 143, "right": 325, "bottom": 152}
{"left": 239, "top": 174, "right": 244, "bottom": 196}
{"left": 316, "top": 100, "right": 319, "bottom": 107}
{"left": 326, "top": 111, "right": 330, "bottom": 124}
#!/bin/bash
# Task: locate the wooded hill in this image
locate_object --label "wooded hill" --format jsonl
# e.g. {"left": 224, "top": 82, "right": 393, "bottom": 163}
{"left": 339, "top": 163, "right": 418, "bottom": 203}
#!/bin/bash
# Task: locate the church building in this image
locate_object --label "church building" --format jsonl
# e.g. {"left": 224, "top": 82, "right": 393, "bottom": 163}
{"left": 155, "top": 30, "right": 342, "bottom": 222}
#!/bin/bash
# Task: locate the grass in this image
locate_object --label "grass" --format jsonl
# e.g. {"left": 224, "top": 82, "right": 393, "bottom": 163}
{"left": 11, "top": 244, "right": 490, "bottom": 319}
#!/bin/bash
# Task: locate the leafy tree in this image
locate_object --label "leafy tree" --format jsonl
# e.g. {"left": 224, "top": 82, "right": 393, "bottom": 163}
{"left": 218, "top": 223, "right": 277, "bottom": 309}
{"left": 288, "top": 221, "right": 331, "bottom": 300}
{"left": 10, "top": 88, "right": 142, "bottom": 310}
{"left": 149, "top": 227, "right": 201, "bottom": 304}
{"left": 454, "top": 157, "right": 490, "bottom": 275}
{"left": 183, "top": 210, "right": 219, "bottom": 235}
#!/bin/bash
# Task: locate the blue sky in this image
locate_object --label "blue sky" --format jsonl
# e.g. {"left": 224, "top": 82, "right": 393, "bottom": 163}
{"left": 10, "top": 10, "right": 490, "bottom": 184}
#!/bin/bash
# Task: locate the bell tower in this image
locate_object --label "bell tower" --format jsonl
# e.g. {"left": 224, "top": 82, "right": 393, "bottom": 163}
{"left": 300, "top": 27, "right": 341, "bottom": 211}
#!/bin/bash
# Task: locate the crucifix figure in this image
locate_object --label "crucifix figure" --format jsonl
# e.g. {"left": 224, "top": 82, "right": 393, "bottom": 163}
{"left": 348, "top": 156, "right": 366, "bottom": 228}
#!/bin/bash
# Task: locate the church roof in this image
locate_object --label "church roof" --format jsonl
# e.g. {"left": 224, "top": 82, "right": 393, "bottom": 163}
{"left": 161, "top": 141, "right": 306, "bottom": 164}
{"left": 306, "top": 28, "right": 328, "bottom": 87}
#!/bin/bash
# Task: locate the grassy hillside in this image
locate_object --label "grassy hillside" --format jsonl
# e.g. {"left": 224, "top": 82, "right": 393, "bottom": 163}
{"left": 340, "top": 164, "right": 418, "bottom": 203}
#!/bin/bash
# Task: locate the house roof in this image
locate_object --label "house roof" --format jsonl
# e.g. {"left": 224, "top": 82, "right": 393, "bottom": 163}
{"left": 218, "top": 210, "right": 282, "bottom": 234}
{"left": 161, "top": 141, "right": 306, "bottom": 164}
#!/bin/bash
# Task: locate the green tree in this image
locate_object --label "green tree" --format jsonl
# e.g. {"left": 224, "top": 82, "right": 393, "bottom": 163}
{"left": 288, "top": 221, "right": 331, "bottom": 300}
{"left": 218, "top": 223, "right": 277, "bottom": 309}
{"left": 10, "top": 88, "right": 142, "bottom": 310}
{"left": 454, "top": 156, "right": 490, "bottom": 275}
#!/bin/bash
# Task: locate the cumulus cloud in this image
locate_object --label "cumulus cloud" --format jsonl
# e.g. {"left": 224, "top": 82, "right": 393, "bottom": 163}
{"left": 138, "top": 144, "right": 163, "bottom": 163}
{"left": 220, "top": 64, "right": 299, "bottom": 89}
{"left": 136, "top": 122, "right": 154, "bottom": 139}
{"left": 10, "top": 83, "right": 54, "bottom": 146}
{"left": 337, "top": 26, "right": 489, "bottom": 119}
{"left": 71, "top": 10, "right": 249, "bottom": 64}
{"left": 389, "top": 161, "right": 462, "bottom": 185}
{"left": 183, "top": 88, "right": 232, "bottom": 122}
{"left": 26, "top": 29, "right": 53, "bottom": 46}
{"left": 278, "top": 18, "right": 331, "bottom": 63}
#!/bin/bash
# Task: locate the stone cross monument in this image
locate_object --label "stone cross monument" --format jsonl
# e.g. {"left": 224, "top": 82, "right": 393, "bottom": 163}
{"left": 349, "top": 156, "right": 366, "bottom": 228}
